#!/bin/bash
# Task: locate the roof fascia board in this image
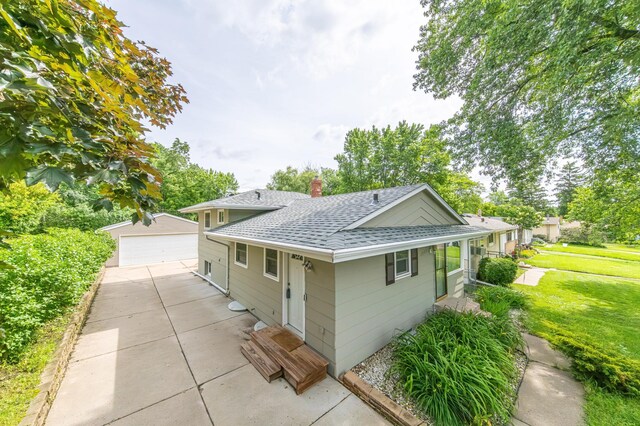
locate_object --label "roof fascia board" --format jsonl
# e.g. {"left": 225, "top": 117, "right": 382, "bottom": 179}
{"left": 100, "top": 212, "right": 198, "bottom": 231}
{"left": 179, "top": 205, "right": 281, "bottom": 213}
{"left": 333, "top": 230, "right": 491, "bottom": 263}
{"left": 343, "top": 184, "right": 467, "bottom": 230}
{"left": 204, "top": 231, "right": 334, "bottom": 263}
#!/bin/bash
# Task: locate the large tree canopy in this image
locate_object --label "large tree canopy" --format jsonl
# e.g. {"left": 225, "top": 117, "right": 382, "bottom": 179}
{"left": 414, "top": 0, "right": 640, "bottom": 184}
{"left": 267, "top": 166, "right": 340, "bottom": 196}
{"left": 0, "top": 0, "right": 188, "bottom": 223}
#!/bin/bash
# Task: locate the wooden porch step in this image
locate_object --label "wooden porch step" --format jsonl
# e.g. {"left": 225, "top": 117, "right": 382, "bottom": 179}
{"left": 249, "top": 325, "right": 328, "bottom": 394}
{"left": 240, "top": 341, "right": 282, "bottom": 382}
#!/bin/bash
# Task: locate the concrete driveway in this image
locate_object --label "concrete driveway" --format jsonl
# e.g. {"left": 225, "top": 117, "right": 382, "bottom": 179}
{"left": 46, "top": 261, "right": 389, "bottom": 426}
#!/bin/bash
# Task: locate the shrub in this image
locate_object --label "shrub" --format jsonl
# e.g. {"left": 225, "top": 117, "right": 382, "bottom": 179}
{"left": 553, "top": 334, "right": 640, "bottom": 396}
{"left": 475, "top": 286, "right": 528, "bottom": 317}
{"left": 559, "top": 226, "right": 606, "bottom": 248}
{"left": 518, "top": 249, "right": 536, "bottom": 259}
{"left": 392, "top": 310, "right": 523, "bottom": 425}
{"left": 533, "top": 233, "right": 549, "bottom": 242}
{"left": 477, "top": 257, "right": 518, "bottom": 286}
{"left": 0, "top": 229, "right": 114, "bottom": 362}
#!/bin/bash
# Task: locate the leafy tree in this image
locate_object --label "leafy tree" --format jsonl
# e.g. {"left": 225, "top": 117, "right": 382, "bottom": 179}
{"left": 413, "top": 0, "right": 640, "bottom": 189}
{"left": 267, "top": 166, "right": 340, "bottom": 195}
{"left": 152, "top": 140, "right": 238, "bottom": 214}
{"left": 0, "top": 182, "right": 59, "bottom": 233}
{"left": 334, "top": 121, "right": 482, "bottom": 212}
{"left": 555, "top": 161, "right": 585, "bottom": 216}
{"left": 498, "top": 204, "right": 544, "bottom": 244}
{"left": 0, "top": 1, "right": 188, "bottom": 222}
{"left": 506, "top": 179, "right": 553, "bottom": 214}
{"left": 487, "top": 191, "right": 509, "bottom": 206}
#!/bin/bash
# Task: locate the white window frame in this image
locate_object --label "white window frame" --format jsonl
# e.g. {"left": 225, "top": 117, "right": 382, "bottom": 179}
{"left": 446, "top": 241, "right": 463, "bottom": 276}
{"left": 488, "top": 233, "right": 495, "bottom": 244}
{"left": 234, "top": 242, "right": 248, "bottom": 268}
{"left": 263, "top": 248, "right": 279, "bottom": 282}
{"left": 217, "top": 209, "right": 225, "bottom": 224}
{"left": 394, "top": 250, "right": 411, "bottom": 280}
{"left": 204, "top": 211, "right": 211, "bottom": 228}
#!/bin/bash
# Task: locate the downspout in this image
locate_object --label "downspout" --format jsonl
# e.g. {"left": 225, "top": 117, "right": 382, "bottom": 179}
{"left": 193, "top": 235, "right": 230, "bottom": 296}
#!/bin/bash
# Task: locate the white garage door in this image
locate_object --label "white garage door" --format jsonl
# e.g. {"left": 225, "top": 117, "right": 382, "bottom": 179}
{"left": 119, "top": 234, "right": 198, "bottom": 266}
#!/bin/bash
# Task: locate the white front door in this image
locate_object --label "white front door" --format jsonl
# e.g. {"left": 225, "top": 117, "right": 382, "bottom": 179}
{"left": 286, "top": 254, "right": 305, "bottom": 336}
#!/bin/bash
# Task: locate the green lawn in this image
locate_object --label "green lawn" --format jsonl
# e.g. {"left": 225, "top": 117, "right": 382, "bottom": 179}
{"left": 525, "top": 251, "right": 640, "bottom": 279}
{"left": 606, "top": 243, "right": 640, "bottom": 253}
{"left": 0, "top": 313, "right": 71, "bottom": 426}
{"left": 540, "top": 243, "right": 640, "bottom": 262}
{"left": 514, "top": 271, "right": 640, "bottom": 425}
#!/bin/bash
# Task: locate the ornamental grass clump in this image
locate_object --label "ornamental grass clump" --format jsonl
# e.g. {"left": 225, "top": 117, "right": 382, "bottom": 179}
{"left": 475, "top": 286, "right": 528, "bottom": 317}
{"left": 392, "top": 310, "right": 523, "bottom": 426}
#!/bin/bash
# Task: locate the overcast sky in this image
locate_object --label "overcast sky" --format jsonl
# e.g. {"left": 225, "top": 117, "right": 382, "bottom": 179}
{"left": 107, "top": 0, "right": 475, "bottom": 191}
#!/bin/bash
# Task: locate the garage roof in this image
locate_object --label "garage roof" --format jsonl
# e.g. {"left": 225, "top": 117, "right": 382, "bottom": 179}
{"left": 100, "top": 213, "right": 197, "bottom": 231}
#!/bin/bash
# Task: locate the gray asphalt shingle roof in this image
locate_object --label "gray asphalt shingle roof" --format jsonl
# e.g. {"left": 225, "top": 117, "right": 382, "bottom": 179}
{"left": 463, "top": 215, "right": 518, "bottom": 231}
{"left": 180, "top": 189, "right": 309, "bottom": 212}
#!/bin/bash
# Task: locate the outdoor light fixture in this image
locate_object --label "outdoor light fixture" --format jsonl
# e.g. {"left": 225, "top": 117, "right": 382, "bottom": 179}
{"left": 303, "top": 260, "right": 313, "bottom": 271}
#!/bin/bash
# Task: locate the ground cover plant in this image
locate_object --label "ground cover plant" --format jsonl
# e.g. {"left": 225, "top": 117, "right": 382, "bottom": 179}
{"left": 525, "top": 252, "right": 640, "bottom": 279}
{"left": 514, "top": 271, "right": 640, "bottom": 424}
{"left": 0, "top": 229, "right": 114, "bottom": 362}
{"left": 477, "top": 257, "right": 518, "bottom": 286}
{"left": 392, "top": 310, "right": 523, "bottom": 425}
{"left": 474, "top": 286, "right": 528, "bottom": 317}
{"left": 540, "top": 243, "right": 640, "bottom": 262}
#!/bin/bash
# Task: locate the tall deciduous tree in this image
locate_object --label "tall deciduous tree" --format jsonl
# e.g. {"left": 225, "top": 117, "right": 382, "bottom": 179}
{"left": 413, "top": 0, "right": 640, "bottom": 187}
{"left": 555, "top": 161, "right": 585, "bottom": 216}
{"left": 152, "top": 140, "right": 238, "bottom": 215}
{"left": 0, "top": 182, "right": 60, "bottom": 233}
{"left": 267, "top": 166, "right": 340, "bottom": 195}
{"left": 0, "top": 1, "right": 188, "bottom": 223}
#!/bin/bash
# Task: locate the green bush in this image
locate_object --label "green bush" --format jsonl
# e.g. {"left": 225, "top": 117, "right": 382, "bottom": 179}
{"left": 475, "top": 286, "right": 528, "bottom": 317}
{"left": 559, "top": 226, "right": 606, "bottom": 248}
{"left": 0, "top": 229, "right": 114, "bottom": 362}
{"left": 518, "top": 249, "right": 536, "bottom": 259}
{"left": 553, "top": 334, "right": 640, "bottom": 396}
{"left": 477, "top": 257, "right": 518, "bottom": 286}
{"left": 392, "top": 310, "right": 523, "bottom": 426}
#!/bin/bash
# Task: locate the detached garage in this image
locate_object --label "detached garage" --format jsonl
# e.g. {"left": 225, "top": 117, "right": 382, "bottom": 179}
{"left": 101, "top": 213, "right": 198, "bottom": 267}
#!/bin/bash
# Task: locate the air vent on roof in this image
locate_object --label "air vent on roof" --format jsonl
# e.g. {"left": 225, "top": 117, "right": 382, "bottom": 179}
{"left": 371, "top": 193, "right": 379, "bottom": 205}
{"left": 255, "top": 191, "right": 261, "bottom": 200}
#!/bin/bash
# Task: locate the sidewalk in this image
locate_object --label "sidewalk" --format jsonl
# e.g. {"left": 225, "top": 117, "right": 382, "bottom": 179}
{"left": 514, "top": 267, "right": 549, "bottom": 286}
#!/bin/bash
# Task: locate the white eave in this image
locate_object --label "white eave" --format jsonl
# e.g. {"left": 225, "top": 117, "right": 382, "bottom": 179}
{"left": 100, "top": 212, "right": 197, "bottom": 231}
{"left": 179, "top": 204, "right": 283, "bottom": 213}
{"left": 204, "top": 228, "right": 491, "bottom": 264}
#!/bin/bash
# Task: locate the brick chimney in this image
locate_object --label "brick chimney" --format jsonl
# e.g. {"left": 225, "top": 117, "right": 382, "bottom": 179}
{"left": 310, "top": 176, "right": 322, "bottom": 198}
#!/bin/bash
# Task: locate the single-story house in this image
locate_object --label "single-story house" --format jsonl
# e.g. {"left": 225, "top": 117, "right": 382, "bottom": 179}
{"left": 101, "top": 213, "right": 198, "bottom": 267}
{"left": 533, "top": 216, "right": 561, "bottom": 242}
{"left": 463, "top": 214, "right": 519, "bottom": 257}
{"left": 180, "top": 183, "right": 490, "bottom": 376}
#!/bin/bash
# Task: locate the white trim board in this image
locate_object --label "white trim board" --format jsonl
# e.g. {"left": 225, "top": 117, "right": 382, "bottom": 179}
{"left": 100, "top": 212, "right": 197, "bottom": 231}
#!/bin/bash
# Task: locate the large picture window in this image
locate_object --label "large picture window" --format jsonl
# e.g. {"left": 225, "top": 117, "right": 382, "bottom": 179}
{"left": 446, "top": 241, "right": 462, "bottom": 273}
{"left": 264, "top": 248, "right": 279, "bottom": 281}
{"left": 235, "top": 243, "right": 248, "bottom": 268}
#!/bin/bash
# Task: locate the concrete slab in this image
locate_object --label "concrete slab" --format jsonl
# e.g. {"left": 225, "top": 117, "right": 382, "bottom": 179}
{"left": 157, "top": 281, "right": 222, "bottom": 307}
{"left": 85, "top": 291, "right": 163, "bottom": 323}
{"left": 181, "top": 258, "right": 198, "bottom": 269}
{"left": 200, "top": 364, "right": 351, "bottom": 426}
{"left": 153, "top": 274, "right": 207, "bottom": 292}
{"left": 71, "top": 309, "right": 174, "bottom": 361}
{"left": 178, "top": 314, "right": 256, "bottom": 384}
{"left": 102, "top": 266, "right": 151, "bottom": 284}
{"left": 511, "top": 418, "right": 531, "bottom": 426}
{"left": 515, "top": 362, "right": 584, "bottom": 426}
{"left": 313, "top": 394, "right": 392, "bottom": 426}
{"left": 109, "top": 388, "right": 211, "bottom": 426}
{"left": 524, "top": 334, "right": 571, "bottom": 370}
{"left": 147, "top": 261, "right": 192, "bottom": 278}
{"left": 95, "top": 279, "right": 157, "bottom": 301}
{"left": 166, "top": 295, "right": 242, "bottom": 333}
{"left": 47, "top": 336, "right": 194, "bottom": 426}
{"left": 514, "top": 267, "right": 548, "bottom": 286}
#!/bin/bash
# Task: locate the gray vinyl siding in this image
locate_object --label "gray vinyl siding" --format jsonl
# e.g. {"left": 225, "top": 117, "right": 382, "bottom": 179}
{"left": 448, "top": 269, "right": 464, "bottom": 298}
{"left": 333, "top": 247, "right": 436, "bottom": 375}
{"left": 361, "top": 191, "right": 460, "bottom": 227}
{"left": 228, "top": 243, "right": 283, "bottom": 327}
{"left": 303, "top": 258, "right": 337, "bottom": 375}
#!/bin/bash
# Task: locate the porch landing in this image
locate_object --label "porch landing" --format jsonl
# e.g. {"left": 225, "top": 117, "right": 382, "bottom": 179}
{"left": 241, "top": 325, "right": 329, "bottom": 394}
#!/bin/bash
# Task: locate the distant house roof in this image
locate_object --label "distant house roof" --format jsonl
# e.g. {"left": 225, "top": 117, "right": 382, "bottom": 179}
{"left": 542, "top": 216, "right": 561, "bottom": 225}
{"left": 462, "top": 214, "right": 518, "bottom": 231}
{"left": 100, "top": 213, "right": 197, "bottom": 231}
{"left": 179, "top": 189, "right": 310, "bottom": 213}
{"left": 205, "top": 184, "right": 487, "bottom": 262}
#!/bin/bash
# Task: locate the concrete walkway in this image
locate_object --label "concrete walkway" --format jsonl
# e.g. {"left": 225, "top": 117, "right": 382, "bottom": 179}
{"left": 514, "top": 267, "right": 549, "bottom": 286}
{"left": 513, "top": 334, "right": 585, "bottom": 426}
{"left": 46, "top": 261, "right": 389, "bottom": 426}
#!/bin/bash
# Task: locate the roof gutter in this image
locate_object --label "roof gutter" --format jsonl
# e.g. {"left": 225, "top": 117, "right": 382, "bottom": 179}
{"left": 179, "top": 205, "right": 282, "bottom": 214}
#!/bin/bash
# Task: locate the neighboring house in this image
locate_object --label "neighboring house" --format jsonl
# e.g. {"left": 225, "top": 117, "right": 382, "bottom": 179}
{"left": 533, "top": 216, "right": 561, "bottom": 242}
{"left": 101, "top": 213, "right": 198, "bottom": 267}
{"left": 463, "top": 214, "right": 519, "bottom": 257}
{"left": 180, "top": 183, "right": 490, "bottom": 376}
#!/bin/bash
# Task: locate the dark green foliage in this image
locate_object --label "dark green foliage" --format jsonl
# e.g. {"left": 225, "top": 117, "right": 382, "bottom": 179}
{"left": 392, "top": 310, "right": 523, "bottom": 425}
{"left": 554, "top": 334, "right": 640, "bottom": 396}
{"left": 0, "top": 229, "right": 114, "bottom": 362}
{"left": 477, "top": 257, "right": 518, "bottom": 286}
{"left": 559, "top": 226, "right": 606, "bottom": 248}
{"left": 555, "top": 162, "right": 585, "bottom": 217}
{"left": 475, "top": 286, "right": 528, "bottom": 317}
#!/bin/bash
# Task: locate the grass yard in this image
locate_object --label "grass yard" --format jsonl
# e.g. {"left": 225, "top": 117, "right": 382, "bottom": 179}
{"left": 525, "top": 251, "right": 640, "bottom": 279}
{"left": 514, "top": 271, "right": 640, "bottom": 425}
{"left": 0, "top": 313, "right": 71, "bottom": 426}
{"left": 540, "top": 243, "right": 640, "bottom": 262}
{"left": 606, "top": 243, "right": 640, "bottom": 253}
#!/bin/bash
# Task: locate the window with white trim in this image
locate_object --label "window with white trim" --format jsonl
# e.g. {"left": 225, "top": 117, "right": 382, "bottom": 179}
{"left": 217, "top": 209, "right": 225, "bottom": 224}
{"left": 488, "top": 233, "right": 495, "bottom": 244}
{"left": 235, "top": 243, "right": 248, "bottom": 267}
{"left": 263, "top": 248, "right": 279, "bottom": 281}
{"left": 385, "top": 249, "right": 418, "bottom": 285}
{"left": 446, "top": 241, "right": 462, "bottom": 273}
{"left": 204, "top": 211, "right": 211, "bottom": 228}
{"left": 395, "top": 250, "right": 411, "bottom": 279}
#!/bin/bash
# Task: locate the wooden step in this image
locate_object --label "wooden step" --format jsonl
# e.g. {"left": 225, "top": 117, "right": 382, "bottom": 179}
{"left": 240, "top": 341, "right": 282, "bottom": 382}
